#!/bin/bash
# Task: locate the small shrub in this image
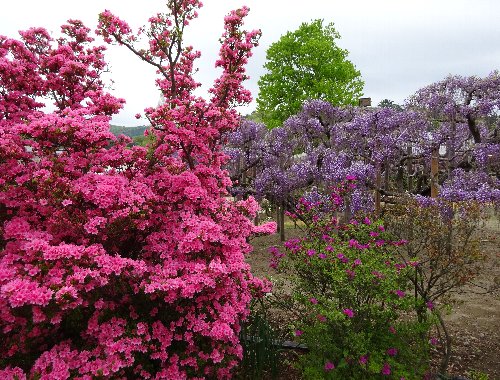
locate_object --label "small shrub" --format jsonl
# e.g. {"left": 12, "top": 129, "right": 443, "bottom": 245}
{"left": 386, "top": 197, "right": 487, "bottom": 373}
{"left": 272, "top": 179, "right": 431, "bottom": 379}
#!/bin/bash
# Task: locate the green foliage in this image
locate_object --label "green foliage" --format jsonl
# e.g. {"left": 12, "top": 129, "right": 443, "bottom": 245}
{"left": 271, "top": 182, "right": 430, "bottom": 379}
{"left": 109, "top": 125, "right": 148, "bottom": 139}
{"left": 238, "top": 300, "right": 281, "bottom": 379}
{"left": 468, "top": 369, "right": 490, "bottom": 380}
{"left": 377, "top": 99, "right": 402, "bottom": 111}
{"left": 256, "top": 19, "right": 364, "bottom": 129}
{"left": 132, "top": 132, "right": 156, "bottom": 147}
{"left": 243, "top": 109, "right": 265, "bottom": 123}
{"left": 108, "top": 125, "right": 154, "bottom": 146}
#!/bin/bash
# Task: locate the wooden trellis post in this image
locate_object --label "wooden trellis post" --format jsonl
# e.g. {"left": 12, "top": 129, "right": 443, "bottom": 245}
{"left": 279, "top": 201, "right": 285, "bottom": 242}
{"left": 447, "top": 119, "right": 456, "bottom": 178}
{"left": 431, "top": 147, "right": 439, "bottom": 198}
{"left": 375, "top": 163, "right": 381, "bottom": 216}
{"left": 275, "top": 201, "right": 280, "bottom": 234}
{"left": 240, "top": 156, "right": 246, "bottom": 186}
{"left": 407, "top": 145, "right": 413, "bottom": 193}
{"left": 384, "top": 159, "right": 390, "bottom": 193}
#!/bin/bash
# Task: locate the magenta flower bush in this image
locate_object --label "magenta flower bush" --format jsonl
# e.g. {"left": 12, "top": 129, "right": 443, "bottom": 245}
{"left": 0, "top": 1, "right": 272, "bottom": 378}
{"left": 272, "top": 179, "right": 431, "bottom": 379}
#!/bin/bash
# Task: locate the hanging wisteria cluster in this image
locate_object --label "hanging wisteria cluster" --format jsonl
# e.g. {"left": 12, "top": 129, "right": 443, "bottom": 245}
{"left": 225, "top": 72, "right": 500, "bottom": 212}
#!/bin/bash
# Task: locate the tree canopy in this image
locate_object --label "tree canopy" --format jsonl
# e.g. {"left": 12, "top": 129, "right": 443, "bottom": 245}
{"left": 227, "top": 72, "right": 500, "bottom": 221}
{"left": 378, "top": 99, "right": 403, "bottom": 111}
{"left": 256, "top": 19, "right": 364, "bottom": 129}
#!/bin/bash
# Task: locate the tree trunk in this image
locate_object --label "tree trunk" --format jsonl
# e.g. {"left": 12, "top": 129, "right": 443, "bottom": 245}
{"left": 436, "top": 311, "right": 452, "bottom": 375}
{"left": 343, "top": 198, "right": 351, "bottom": 223}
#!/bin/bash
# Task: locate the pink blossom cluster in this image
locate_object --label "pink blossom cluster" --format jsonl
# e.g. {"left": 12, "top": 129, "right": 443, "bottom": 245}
{"left": 1, "top": 2, "right": 268, "bottom": 378}
{"left": 251, "top": 221, "right": 277, "bottom": 236}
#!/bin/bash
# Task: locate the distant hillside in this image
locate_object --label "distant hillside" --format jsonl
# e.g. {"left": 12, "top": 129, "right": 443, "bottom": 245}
{"left": 110, "top": 125, "right": 148, "bottom": 138}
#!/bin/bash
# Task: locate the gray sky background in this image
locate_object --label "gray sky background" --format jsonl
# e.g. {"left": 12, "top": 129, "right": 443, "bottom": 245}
{"left": 1, "top": 1, "right": 499, "bottom": 126}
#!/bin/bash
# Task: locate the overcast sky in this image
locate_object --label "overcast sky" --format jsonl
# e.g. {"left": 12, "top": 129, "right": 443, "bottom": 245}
{"left": 1, "top": 1, "right": 499, "bottom": 126}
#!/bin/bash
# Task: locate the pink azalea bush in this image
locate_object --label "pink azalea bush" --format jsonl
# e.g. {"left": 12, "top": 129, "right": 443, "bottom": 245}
{"left": 0, "top": 1, "right": 272, "bottom": 378}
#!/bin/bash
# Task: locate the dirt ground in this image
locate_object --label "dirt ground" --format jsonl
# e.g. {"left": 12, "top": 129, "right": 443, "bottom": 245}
{"left": 246, "top": 219, "right": 500, "bottom": 379}
{"left": 441, "top": 218, "right": 500, "bottom": 379}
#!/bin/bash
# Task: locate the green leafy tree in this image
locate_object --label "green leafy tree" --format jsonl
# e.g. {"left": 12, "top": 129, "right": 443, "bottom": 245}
{"left": 378, "top": 98, "right": 403, "bottom": 111}
{"left": 256, "top": 19, "right": 364, "bottom": 129}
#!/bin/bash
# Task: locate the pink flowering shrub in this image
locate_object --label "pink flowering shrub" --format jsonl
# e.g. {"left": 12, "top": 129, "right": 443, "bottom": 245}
{"left": 0, "top": 1, "right": 271, "bottom": 378}
{"left": 271, "top": 179, "right": 431, "bottom": 379}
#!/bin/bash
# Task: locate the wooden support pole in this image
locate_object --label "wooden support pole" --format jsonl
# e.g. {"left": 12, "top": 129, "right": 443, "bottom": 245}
{"left": 407, "top": 146, "right": 413, "bottom": 193}
{"left": 447, "top": 119, "right": 456, "bottom": 178}
{"left": 431, "top": 147, "right": 439, "bottom": 198}
{"left": 384, "top": 159, "right": 390, "bottom": 193}
{"left": 375, "top": 163, "right": 381, "bottom": 216}
{"left": 276, "top": 203, "right": 280, "bottom": 234}
{"left": 241, "top": 156, "right": 246, "bottom": 186}
{"left": 396, "top": 166, "right": 404, "bottom": 193}
{"left": 279, "top": 201, "right": 285, "bottom": 242}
